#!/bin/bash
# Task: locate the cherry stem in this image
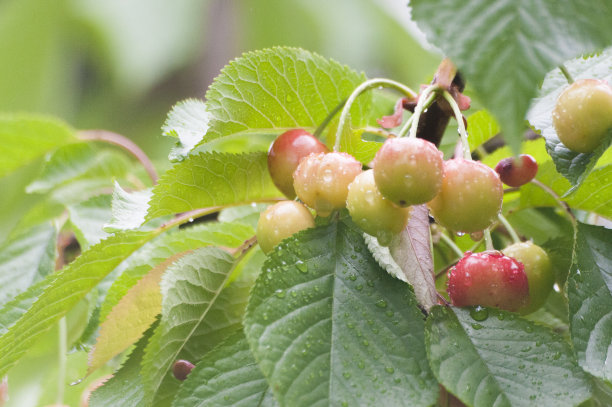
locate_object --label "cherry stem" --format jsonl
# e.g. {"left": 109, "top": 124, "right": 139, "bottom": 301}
{"left": 436, "top": 292, "right": 451, "bottom": 306}
{"left": 159, "top": 198, "right": 283, "bottom": 232}
{"left": 314, "top": 98, "right": 346, "bottom": 139}
{"left": 497, "top": 213, "right": 521, "bottom": 244}
{"left": 439, "top": 233, "right": 464, "bottom": 258}
{"left": 333, "top": 78, "right": 417, "bottom": 151}
{"left": 529, "top": 179, "right": 577, "bottom": 226}
{"left": 559, "top": 64, "right": 574, "bottom": 84}
{"left": 441, "top": 90, "right": 470, "bottom": 160}
{"left": 399, "top": 87, "right": 438, "bottom": 138}
{"left": 78, "top": 129, "right": 159, "bottom": 185}
{"left": 56, "top": 317, "right": 67, "bottom": 405}
{"left": 484, "top": 228, "right": 494, "bottom": 250}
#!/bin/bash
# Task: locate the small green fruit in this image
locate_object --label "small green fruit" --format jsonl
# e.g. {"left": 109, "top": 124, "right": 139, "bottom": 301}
{"left": 256, "top": 201, "right": 315, "bottom": 254}
{"left": 502, "top": 241, "right": 553, "bottom": 314}
{"left": 346, "top": 169, "right": 411, "bottom": 246}
{"left": 552, "top": 78, "right": 612, "bottom": 153}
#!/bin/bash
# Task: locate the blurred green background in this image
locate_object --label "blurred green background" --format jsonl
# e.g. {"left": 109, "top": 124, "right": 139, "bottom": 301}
{"left": 0, "top": 0, "right": 440, "bottom": 241}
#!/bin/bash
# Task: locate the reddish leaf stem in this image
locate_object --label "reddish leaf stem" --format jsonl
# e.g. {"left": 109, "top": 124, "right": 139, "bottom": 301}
{"left": 78, "top": 130, "right": 159, "bottom": 185}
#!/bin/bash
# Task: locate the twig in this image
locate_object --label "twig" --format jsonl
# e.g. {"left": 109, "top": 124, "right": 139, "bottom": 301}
{"left": 78, "top": 130, "right": 158, "bottom": 185}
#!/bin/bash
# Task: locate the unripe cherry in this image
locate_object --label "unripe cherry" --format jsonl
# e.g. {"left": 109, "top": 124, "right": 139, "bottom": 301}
{"left": 502, "top": 241, "right": 553, "bottom": 314}
{"left": 267, "top": 129, "right": 329, "bottom": 198}
{"left": 447, "top": 251, "right": 529, "bottom": 312}
{"left": 552, "top": 78, "right": 612, "bottom": 153}
{"left": 256, "top": 201, "right": 315, "bottom": 254}
{"left": 293, "top": 152, "right": 362, "bottom": 217}
{"left": 346, "top": 170, "right": 411, "bottom": 246}
{"left": 428, "top": 159, "right": 503, "bottom": 233}
{"left": 372, "top": 137, "right": 444, "bottom": 207}
{"left": 495, "top": 154, "right": 538, "bottom": 187}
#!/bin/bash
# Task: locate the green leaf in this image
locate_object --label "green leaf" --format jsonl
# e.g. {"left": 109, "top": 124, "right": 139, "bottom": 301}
{"left": 519, "top": 162, "right": 612, "bottom": 218}
{"left": 88, "top": 254, "right": 186, "bottom": 375}
{"left": 163, "top": 99, "right": 210, "bottom": 161}
{"left": 146, "top": 152, "right": 280, "bottom": 220}
{"left": 218, "top": 203, "right": 270, "bottom": 230}
{"left": 528, "top": 49, "right": 612, "bottom": 190}
{"left": 0, "top": 114, "right": 75, "bottom": 177}
{"left": 99, "top": 221, "right": 254, "bottom": 324}
{"left": 26, "top": 143, "right": 130, "bottom": 194}
{"left": 410, "top": 1, "right": 612, "bottom": 152}
{"left": 568, "top": 223, "right": 612, "bottom": 384}
{"left": 173, "top": 330, "right": 277, "bottom": 407}
{"left": 0, "top": 279, "right": 50, "bottom": 336}
{"left": 0, "top": 229, "right": 159, "bottom": 376}
{"left": 467, "top": 110, "right": 500, "bottom": 152}
{"left": 366, "top": 205, "right": 437, "bottom": 310}
{"left": 426, "top": 306, "right": 591, "bottom": 407}
{"left": 202, "top": 47, "right": 368, "bottom": 145}
{"left": 89, "top": 320, "right": 159, "bottom": 407}
{"left": 0, "top": 223, "right": 56, "bottom": 307}
{"left": 141, "top": 247, "right": 258, "bottom": 405}
{"left": 68, "top": 194, "right": 112, "bottom": 249}
{"left": 105, "top": 182, "right": 153, "bottom": 231}
{"left": 244, "top": 214, "right": 438, "bottom": 407}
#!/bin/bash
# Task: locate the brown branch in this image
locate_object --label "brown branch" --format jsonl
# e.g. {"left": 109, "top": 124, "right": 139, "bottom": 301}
{"left": 78, "top": 130, "right": 158, "bottom": 185}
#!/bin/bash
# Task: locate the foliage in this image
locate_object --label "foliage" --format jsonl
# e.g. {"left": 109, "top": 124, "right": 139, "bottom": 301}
{"left": 1, "top": 4, "right": 612, "bottom": 407}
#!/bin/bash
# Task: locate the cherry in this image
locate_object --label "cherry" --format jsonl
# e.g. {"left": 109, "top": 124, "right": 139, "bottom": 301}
{"left": 428, "top": 159, "right": 503, "bottom": 233}
{"left": 256, "top": 201, "right": 315, "bottom": 254}
{"left": 502, "top": 241, "right": 553, "bottom": 314}
{"left": 372, "top": 137, "right": 444, "bottom": 207}
{"left": 447, "top": 251, "right": 529, "bottom": 312}
{"left": 172, "top": 359, "right": 195, "bottom": 381}
{"left": 346, "top": 169, "right": 411, "bottom": 246}
{"left": 495, "top": 154, "right": 538, "bottom": 187}
{"left": 293, "top": 152, "right": 362, "bottom": 217}
{"left": 552, "top": 78, "right": 612, "bottom": 153}
{"left": 267, "top": 129, "right": 329, "bottom": 198}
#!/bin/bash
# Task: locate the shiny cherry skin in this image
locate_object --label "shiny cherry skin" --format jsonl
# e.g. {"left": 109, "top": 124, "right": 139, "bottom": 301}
{"left": 495, "top": 154, "right": 538, "bottom": 187}
{"left": 372, "top": 137, "right": 444, "bottom": 207}
{"left": 256, "top": 201, "right": 315, "bottom": 254}
{"left": 267, "top": 129, "right": 329, "bottom": 198}
{"left": 347, "top": 170, "right": 411, "bottom": 246}
{"left": 293, "top": 152, "right": 362, "bottom": 217}
{"left": 552, "top": 78, "right": 612, "bottom": 153}
{"left": 502, "top": 241, "right": 554, "bottom": 314}
{"left": 447, "top": 251, "right": 529, "bottom": 312}
{"left": 428, "top": 159, "right": 503, "bottom": 233}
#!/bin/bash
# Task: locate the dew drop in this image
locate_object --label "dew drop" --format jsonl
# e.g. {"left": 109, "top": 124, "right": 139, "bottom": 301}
{"left": 470, "top": 306, "right": 489, "bottom": 321}
{"left": 296, "top": 260, "right": 308, "bottom": 273}
{"left": 274, "top": 289, "right": 286, "bottom": 298}
{"left": 471, "top": 323, "right": 483, "bottom": 330}
{"left": 385, "top": 367, "right": 395, "bottom": 374}
{"left": 375, "top": 299, "right": 388, "bottom": 308}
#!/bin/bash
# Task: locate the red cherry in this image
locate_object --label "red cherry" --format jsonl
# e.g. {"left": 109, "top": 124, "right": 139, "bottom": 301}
{"left": 447, "top": 251, "right": 529, "bottom": 312}
{"left": 495, "top": 154, "right": 538, "bottom": 187}
{"left": 268, "top": 129, "right": 329, "bottom": 198}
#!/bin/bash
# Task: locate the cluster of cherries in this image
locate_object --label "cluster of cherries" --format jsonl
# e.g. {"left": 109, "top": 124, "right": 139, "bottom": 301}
{"left": 255, "top": 75, "right": 612, "bottom": 314}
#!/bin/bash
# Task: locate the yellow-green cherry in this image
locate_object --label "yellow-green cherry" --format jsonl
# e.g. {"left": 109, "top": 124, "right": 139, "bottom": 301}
{"left": 256, "top": 201, "right": 315, "bottom": 254}
{"left": 346, "top": 169, "right": 411, "bottom": 246}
